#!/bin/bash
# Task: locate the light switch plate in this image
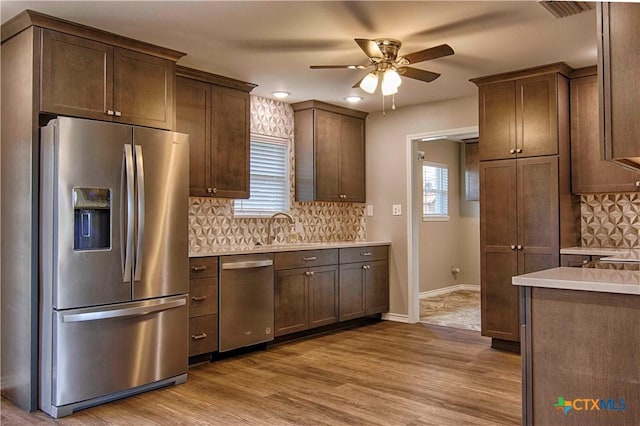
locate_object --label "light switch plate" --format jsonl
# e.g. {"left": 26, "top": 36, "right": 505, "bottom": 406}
{"left": 366, "top": 204, "right": 374, "bottom": 216}
{"left": 392, "top": 204, "right": 402, "bottom": 216}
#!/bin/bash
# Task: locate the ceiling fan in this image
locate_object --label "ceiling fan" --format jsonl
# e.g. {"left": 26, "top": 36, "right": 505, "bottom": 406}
{"left": 310, "top": 38, "right": 454, "bottom": 96}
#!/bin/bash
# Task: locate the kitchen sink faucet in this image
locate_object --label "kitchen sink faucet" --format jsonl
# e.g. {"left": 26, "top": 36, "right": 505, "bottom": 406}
{"left": 267, "top": 212, "right": 295, "bottom": 245}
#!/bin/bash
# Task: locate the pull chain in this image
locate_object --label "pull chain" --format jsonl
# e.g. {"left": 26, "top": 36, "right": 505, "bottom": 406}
{"left": 381, "top": 91, "right": 386, "bottom": 116}
{"left": 392, "top": 93, "right": 396, "bottom": 110}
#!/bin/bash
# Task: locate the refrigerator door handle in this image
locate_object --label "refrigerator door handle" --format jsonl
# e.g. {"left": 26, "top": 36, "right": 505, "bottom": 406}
{"left": 134, "top": 145, "right": 145, "bottom": 282}
{"left": 121, "top": 145, "right": 135, "bottom": 282}
{"left": 61, "top": 297, "right": 186, "bottom": 323}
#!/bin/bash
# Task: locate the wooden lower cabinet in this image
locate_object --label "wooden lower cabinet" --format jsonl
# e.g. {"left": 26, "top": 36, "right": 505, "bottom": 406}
{"left": 480, "top": 157, "right": 560, "bottom": 342}
{"left": 274, "top": 265, "right": 338, "bottom": 337}
{"left": 188, "top": 257, "right": 218, "bottom": 357}
{"left": 339, "top": 246, "right": 389, "bottom": 321}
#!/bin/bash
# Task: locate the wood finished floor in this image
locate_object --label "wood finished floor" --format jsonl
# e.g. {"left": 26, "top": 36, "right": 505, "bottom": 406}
{"left": 1, "top": 322, "right": 521, "bottom": 425}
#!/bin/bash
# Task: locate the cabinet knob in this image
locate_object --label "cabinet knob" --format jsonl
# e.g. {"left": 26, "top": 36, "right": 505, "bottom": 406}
{"left": 517, "top": 245, "right": 523, "bottom": 250}
{"left": 191, "top": 296, "right": 206, "bottom": 302}
{"left": 516, "top": 148, "right": 523, "bottom": 153}
{"left": 106, "top": 110, "right": 115, "bottom": 116}
{"left": 207, "top": 187, "right": 213, "bottom": 193}
{"left": 213, "top": 188, "right": 217, "bottom": 194}
{"left": 635, "top": 181, "right": 640, "bottom": 188}
{"left": 115, "top": 111, "right": 122, "bottom": 117}
{"left": 305, "top": 271, "right": 315, "bottom": 277}
{"left": 510, "top": 245, "right": 516, "bottom": 250}
{"left": 509, "top": 149, "right": 516, "bottom": 154}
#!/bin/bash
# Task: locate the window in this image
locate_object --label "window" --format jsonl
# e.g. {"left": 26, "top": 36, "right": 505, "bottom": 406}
{"left": 422, "top": 161, "right": 449, "bottom": 221}
{"left": 234, "top": 135, "right": 289, "bottom": 216}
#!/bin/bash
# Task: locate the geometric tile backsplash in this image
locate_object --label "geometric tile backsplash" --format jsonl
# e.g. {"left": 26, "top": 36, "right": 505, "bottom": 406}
{"left": 189, "top": 95, "right": 366, "bottom": 254}
{"left": 581, "top": 193, "right": 640, "bottom": 248}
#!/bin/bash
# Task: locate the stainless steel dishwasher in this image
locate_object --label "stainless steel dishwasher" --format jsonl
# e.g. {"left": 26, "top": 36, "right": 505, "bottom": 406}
{"left": 219, "top": 254, "right": 274, "bottom": 352}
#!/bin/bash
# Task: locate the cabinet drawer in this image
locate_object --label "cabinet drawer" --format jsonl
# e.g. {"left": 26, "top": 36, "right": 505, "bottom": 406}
{"left": 339, "top": 246, "right": 388, "bottom": 264}
{"left": 189, "top": 314, "right": 218, "bottom": 357}
{"left": 189, "top": 277, "right": 218, "bottom": 317}
{"left": 189, "top": 257, "right": 218, "bottom": 279}
{"left": 274, "top": 249, "right": 338, "bottom": 270}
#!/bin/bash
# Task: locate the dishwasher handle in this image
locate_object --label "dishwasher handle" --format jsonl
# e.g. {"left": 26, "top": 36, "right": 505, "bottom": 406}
{"left": 221, "top": 259, "right": 273, "bottom": 270}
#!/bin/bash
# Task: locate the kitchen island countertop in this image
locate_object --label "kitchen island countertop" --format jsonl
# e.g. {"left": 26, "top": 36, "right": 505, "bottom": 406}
{"left": 513, "top": 266, "right": 640, "bottom": 295}
{"left": 190, "top": 240, "right": 391, "bottom": 257}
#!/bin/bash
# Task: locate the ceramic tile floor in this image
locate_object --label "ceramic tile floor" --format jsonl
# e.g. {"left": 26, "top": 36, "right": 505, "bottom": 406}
{"left": 419, "top": 290, "right": 481, "bottom": 331}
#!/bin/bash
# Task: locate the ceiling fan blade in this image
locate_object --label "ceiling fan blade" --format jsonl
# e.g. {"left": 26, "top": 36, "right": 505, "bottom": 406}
{"left": 310, "top": 65, "right": 368, "bottom": 70}
{"left": 352, "top": 75, "right": 367, "bottom": 89}
{"left": 402, "top": 44, "right": 454, "bottom": 65}
{"left": 399, "top": 67, "right": 441, "bottom": 83}
{"left": 355, "top": 38, "right": 383, "bottom": 59}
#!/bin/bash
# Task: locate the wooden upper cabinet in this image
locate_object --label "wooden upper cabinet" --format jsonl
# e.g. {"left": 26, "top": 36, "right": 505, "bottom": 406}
{"left": 113, "top": 48, "right": 175, "bottom": 130}
{"left": 293, "top": 101, "right": 368, "bottom": 203}
{"left": 516, "top": 74, "right": 558, "bottom": 158}
{"left": 598, "top": 3, "right": 640, "bottom": 170}
{"left": 40, "top": 29, "right": 178, "bottom": 130}
{"left": 211, "top": 86, "right": 250, "bottom": 199}
{"left": 41, "top": 29, "right": 113, "bottom": 121}
{"left": 570, "top": 73, "right": 639, "bottom": 193}
{"left": 473, "top": 64, "right": 569, "bottom": 161}
{"left": 175, "top": 67, "right": 256, "bottom": 198}
{"left": 478, "top": 81, "right": 515, "bottom": 161}
{"left": 176, "top": 77, "right": 211, "bottom": 196}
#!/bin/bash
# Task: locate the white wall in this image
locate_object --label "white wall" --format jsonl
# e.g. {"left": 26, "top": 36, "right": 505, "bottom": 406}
{"left": 365, "top": 95, "right": 478, "bottom": 317}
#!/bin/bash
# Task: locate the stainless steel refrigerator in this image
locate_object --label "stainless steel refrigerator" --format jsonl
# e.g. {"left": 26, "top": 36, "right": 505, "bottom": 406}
{"left": 39, "top": 117, "right": 189, "bottom": 418}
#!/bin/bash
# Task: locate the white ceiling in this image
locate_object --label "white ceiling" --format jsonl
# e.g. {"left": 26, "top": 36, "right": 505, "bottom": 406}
{"left": 1, "top": 1, "right": 598, "bottom": 113}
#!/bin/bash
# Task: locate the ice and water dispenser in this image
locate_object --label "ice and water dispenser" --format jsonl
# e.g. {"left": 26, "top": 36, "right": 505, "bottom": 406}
{"left": 73, "top": 188, "right": 111, "bottom": 250}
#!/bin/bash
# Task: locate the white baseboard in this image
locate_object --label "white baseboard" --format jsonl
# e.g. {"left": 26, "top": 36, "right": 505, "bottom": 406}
{"left": 419, "top": 284, "right": 480, "bottom": 299}
{"left": 382, "top": 312, "right": 410, "bottom": 323}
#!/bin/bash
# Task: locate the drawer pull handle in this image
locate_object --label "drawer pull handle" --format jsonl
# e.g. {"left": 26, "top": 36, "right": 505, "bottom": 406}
{"left": 191, "top": 333, "right": 207, "bottom": 340}
{"left": 191, "top": 296, "right": 206, "bottom": 302}
{"left": 302, "top": 256, "right": 317, "bottom": 261}
{"left": 361, "top": 252, "right": 372, "bottom": 256}
{"left": 191, "top": 265, "right": 208, "bottom": 272}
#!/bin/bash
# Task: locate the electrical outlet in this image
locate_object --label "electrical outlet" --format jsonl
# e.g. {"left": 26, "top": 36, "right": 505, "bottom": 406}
{"left": 392, "top": 204, "right": 402, "bottom": 216}
{"left": 366, "top": 204, "right": 374, "bottom": 216}
{"left": 295, "top": 221, "right": 304, "bottom": 233}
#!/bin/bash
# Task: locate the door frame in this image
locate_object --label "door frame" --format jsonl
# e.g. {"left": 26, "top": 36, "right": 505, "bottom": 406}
{"left": 405, "top": 126, "right": 479, "bottom": 323}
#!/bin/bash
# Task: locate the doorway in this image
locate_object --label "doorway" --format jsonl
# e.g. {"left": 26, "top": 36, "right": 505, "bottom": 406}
{"left": 405, "top": 126, "right": 480, "bottom": 330}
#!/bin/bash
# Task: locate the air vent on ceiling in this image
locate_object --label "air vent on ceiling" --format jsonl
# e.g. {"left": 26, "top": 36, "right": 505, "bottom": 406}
{"left": 539, "top": 1, "right": 594, "bottom": 19}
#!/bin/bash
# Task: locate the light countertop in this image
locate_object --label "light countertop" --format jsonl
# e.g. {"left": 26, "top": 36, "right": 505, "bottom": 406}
{"left": 190, "top": 240, "right": 391, "bottom": 257}
{"left": 513, "top": 267, "right": 640, "bottom": 295}
{"left": 560, "top": 246, "right": 630, "bottom": 256}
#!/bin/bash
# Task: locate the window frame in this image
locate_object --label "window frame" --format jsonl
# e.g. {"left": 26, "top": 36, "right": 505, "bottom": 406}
{"left": 233, "top": 134, "right": 290, "bottom": 218}
{"left": 421, "top": 160, "right": 450, "bottom": 222}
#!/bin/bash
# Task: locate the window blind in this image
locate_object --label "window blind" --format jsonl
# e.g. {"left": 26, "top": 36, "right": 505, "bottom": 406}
{"left": 422, "top": 161, "right": 449, "bottom": 217}
{"left": 234, "top": 136, "right": 289, "bottom": 216}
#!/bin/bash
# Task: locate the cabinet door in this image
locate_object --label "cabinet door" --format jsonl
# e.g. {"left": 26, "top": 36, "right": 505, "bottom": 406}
{"left": 40, "top": 29, "right": 113, "bottom": 120}
{"left": 211, "top": 86, "right": 250, "bottom": 199}
{"left": 600, "top": 3, "right": 640, "bottom": 163}
{"left": 479, "top": 81, "right": 516, "bottom": 161}
{"left": 308, "top": 265, "right": 338, "bottom": 328}
{"left": 517, "top": 157, "right": 559, "bottom": 274}
{"left": 516, "top": 74, "right": 558, "bottom": 157}
{"left": 480, "top": 160, "right": 519, "bottom": 341}
{"left": 338, "top": 263, "right": 365, "bottom": 321}
{"left": 464, "top": 142, "right": 480, "bottom": 201}
{"left": 176, "top": 77, "right": 212, "bottom": 196}
{"left": 113, "top": 48, "right": 175, "bottom": 130}
{"left": 314, "top": 110, "right": 341, "bottom": 201}
{"left": 339, "top": 115, "right": 365, "bottom": 202}
{"left": 274, "top": 269, "right": 308, "bottom": 336}
{"left": 571, "top": 76, "right": 639, "bottom": 193}
{"left": 365, "top": 260, "right": 389, "bottom": 315}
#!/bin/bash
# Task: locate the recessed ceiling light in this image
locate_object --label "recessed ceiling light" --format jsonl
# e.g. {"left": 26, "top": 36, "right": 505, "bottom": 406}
{"left": 272, "top": 91, "right": 290, "bottom": 99}
{"left": 344, "top": 96, "right": 363, "bottom": 103}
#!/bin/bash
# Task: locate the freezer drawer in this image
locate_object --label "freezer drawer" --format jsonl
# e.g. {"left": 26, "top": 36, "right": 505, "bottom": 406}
{"left": 51, "top": 295, "right": 188, "bottom": 407}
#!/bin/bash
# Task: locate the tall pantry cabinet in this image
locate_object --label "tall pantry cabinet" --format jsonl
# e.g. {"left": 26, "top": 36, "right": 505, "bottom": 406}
{"left": 471, "top": 63, "right": 579, "bottom": 350}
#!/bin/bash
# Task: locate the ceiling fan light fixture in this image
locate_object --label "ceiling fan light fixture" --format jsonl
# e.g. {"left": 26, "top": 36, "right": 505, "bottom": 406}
{"left": 272, "top": 91, "right": 290, "bottom": 99}
{"left": 381, "top": 69, "right": 401, "bottom": 96}
{"left": 359, "top": 72, "right": 379, "bottom": 94}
